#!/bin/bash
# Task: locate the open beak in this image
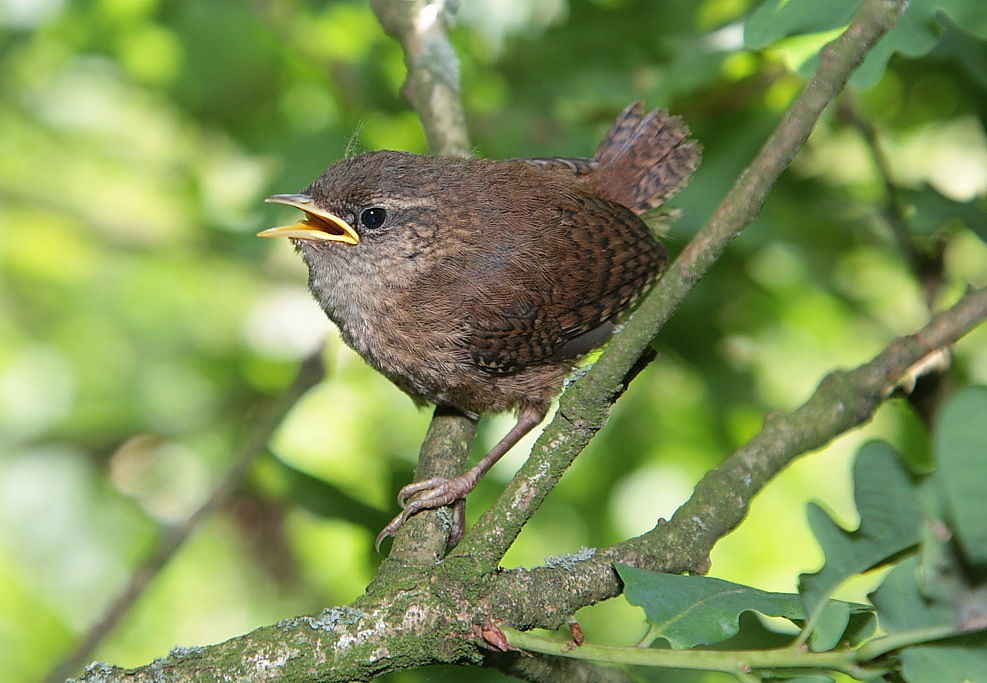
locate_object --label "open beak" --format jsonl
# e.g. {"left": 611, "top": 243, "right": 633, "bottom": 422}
{"left": 258, "top": 194, "right": 359, "bottom": 245}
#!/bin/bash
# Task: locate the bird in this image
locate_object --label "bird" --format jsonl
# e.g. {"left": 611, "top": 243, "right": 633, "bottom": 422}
{"left": 258, "top": 102, "right": 700, "bottom": 549}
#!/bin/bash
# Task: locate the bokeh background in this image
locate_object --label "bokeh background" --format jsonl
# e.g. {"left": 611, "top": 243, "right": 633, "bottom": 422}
{"left": 1, "top": 0, "right": 985, "bottom": 680}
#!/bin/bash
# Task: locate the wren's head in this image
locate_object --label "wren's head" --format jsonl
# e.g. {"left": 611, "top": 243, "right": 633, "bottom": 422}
{"left": 259, "top": 150, "right": 462, "bottom": 282}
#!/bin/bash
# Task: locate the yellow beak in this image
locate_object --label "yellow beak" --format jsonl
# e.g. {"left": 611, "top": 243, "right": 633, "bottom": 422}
{"left": 258, "top": 194, "right": 359, "bottom": 245}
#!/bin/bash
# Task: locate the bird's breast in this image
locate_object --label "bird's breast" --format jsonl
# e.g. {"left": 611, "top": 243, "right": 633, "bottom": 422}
{"left": 304, "top": 253, "right": 468, "bottom": 401}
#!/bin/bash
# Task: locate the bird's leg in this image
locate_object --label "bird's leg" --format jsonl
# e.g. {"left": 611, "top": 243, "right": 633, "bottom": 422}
{"left": 376, "top": 405, "right": 546, "bottom": 550}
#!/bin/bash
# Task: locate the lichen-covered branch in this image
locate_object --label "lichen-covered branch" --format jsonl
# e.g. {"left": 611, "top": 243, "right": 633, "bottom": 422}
{"left": 369, "top": 407, "right": 477, "bottom": 575}
{"left": 452, "top": 0, "right": 910, "bottom": 569}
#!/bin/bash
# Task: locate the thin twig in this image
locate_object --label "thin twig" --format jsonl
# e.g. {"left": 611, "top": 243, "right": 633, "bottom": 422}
{"left": 501, "top": 628, "right": 878, "bottom": 679}
{"left": 370, "top": 0, "right": 470, "bottom": 157}
{"left": 49, "top": 352, "right": 325, "bottom": 682}
{"left": 837, "top": 93, "right": 951, "bottom": 425}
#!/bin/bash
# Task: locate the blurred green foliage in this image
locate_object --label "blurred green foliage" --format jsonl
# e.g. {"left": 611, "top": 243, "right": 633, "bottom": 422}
{"left": 0, "top": 0, "right": 984, "bottom": 680}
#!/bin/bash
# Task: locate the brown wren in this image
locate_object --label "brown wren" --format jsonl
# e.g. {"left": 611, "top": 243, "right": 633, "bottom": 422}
{"left": 259, "top": 102, "right": 699, "bottom": 548}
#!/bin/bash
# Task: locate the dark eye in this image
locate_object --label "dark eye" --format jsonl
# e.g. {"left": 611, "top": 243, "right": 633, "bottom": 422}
{"left": 360, "top": 207, "right": 387, "bottom": 230}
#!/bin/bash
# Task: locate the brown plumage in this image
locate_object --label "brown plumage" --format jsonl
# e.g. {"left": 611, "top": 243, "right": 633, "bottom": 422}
{"left": 259, "top": 102, "right": 700, "bottom": 548}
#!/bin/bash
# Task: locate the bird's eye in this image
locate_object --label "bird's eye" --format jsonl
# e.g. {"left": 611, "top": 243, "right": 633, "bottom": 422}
{"left": 360, "top": 207, "right": 387, "bottom": 230}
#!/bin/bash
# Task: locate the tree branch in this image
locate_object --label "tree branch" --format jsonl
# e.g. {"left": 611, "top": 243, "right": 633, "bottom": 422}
{"left": 370, "top": 0, "right": 470, "bottom": 157}
{"left": 451, "top": 0, "right": 910, "bottom": 570}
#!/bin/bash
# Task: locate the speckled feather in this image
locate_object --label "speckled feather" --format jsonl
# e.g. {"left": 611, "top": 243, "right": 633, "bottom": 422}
{"left": 294, "top": 104, "right": 699, "bottom": 419}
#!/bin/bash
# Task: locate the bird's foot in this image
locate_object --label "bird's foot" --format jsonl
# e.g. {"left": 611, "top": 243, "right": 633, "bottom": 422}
{"left": 375, "top": 473, "right": 479, "bottom": 550}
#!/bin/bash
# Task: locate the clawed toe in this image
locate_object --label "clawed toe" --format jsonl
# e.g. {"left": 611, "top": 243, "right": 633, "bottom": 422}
{"left": 397, "top": 477, "right": 447, "bottom": 506}
{"left": 375, "top": 509, "right": 412, "bottom": 550}
{"left": 375, "top": 474, "right": 479, "bottom": 550}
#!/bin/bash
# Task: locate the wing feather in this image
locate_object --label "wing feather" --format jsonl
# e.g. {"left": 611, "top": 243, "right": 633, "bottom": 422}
{"left": 463, "top": 195, "right": 664, "bottom": 374}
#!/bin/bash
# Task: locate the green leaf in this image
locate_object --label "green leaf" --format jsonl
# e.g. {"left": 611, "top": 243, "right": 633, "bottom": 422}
{"left": 917, "top": 487, "right": 972, "bottom": 609}
{"left": 714, "top": 611, "right": 800, "bottom": 650}
{"left": 870, "top": 556, "right": 987, "bottom": 680}
{"left": 744, "top": 0, "right": 856, "bottom": 49}
{"left": 617, "top": 565, "right": 867, "bottom": 649}
{"left": 935, "top": 0, "right": 987, "bottom": 39}
{"left": 898, "top": 635, "right": 987, "bottom": 683}
{"left": 844, "top": 608, "right": 878, "bottom": 647}
{"left": 745, "top": 0, "right": 987, "bottom": 89}
{"left": 872, "top": 556, "right": 953, "bottom": 632}
{"left": 809, "top": 599, "right": 878, "bottom": 651}
{"left": 934, "top": 386, "right": 987, "bottom": 566}
{"left": 800, "top": 442, "right": 923, "bottom": 617}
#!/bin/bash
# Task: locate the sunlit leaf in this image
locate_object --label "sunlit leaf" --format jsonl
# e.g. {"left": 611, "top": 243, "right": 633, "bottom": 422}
{"left": 745, "top": 0, "right": 987, "bottom": 88}
{"left": 744, "top": 0, "right": 855, "bottom": 49}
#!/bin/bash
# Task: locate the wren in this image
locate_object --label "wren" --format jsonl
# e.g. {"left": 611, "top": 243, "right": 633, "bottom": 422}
{"left": 259, "top": 102, "right": 700, "bottom": 548}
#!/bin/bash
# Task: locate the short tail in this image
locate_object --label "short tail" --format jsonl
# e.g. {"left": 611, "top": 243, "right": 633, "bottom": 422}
{"left": 589, "top": 102, "right": 700, "bottom": 214}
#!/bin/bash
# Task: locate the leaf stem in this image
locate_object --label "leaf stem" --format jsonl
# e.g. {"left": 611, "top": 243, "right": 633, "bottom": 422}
{"left": 636, "top": 624, "right": 661, "bottom": 648}
{"left": 507, "top": 622, "right": 979, "bottom": 679}
{"left": 857, "top": 624, "right": 966, "bottom": 660}
{"left": 502, "top": 628, "right": 878, "bottom": 678}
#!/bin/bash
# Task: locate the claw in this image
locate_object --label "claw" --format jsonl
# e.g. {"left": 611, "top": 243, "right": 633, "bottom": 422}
{"left": 375, "top": 509, "right": 411, "bottom": 551}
